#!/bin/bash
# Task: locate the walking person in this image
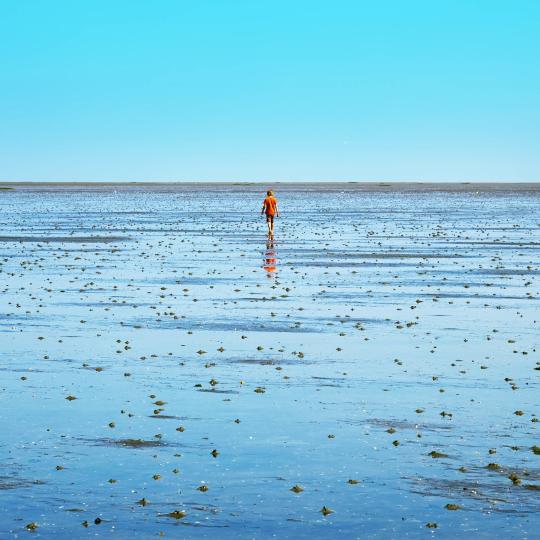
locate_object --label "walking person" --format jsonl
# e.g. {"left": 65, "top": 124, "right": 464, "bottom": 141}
{"left": 261, "top": 190, "right": 280, "bottom": 236}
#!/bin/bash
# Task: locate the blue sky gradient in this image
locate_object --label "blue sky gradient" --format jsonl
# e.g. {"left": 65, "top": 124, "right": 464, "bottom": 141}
{"left": 0, "top": 1, "right": 539, "bottom": 181}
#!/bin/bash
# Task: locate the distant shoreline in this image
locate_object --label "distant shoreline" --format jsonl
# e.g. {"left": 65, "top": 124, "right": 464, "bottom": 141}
{"left": 1, "top": 181, "right": 539, "bottom": 193}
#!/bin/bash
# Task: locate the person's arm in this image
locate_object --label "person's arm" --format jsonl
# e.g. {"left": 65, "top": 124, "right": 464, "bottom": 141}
{"left": 261, "top": 200, "right": 266, "bottom": 215}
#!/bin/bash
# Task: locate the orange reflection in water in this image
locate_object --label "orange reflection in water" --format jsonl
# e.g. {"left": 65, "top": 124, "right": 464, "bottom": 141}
{"left": 263, "top": 235, "right": 278, "bottom": 275}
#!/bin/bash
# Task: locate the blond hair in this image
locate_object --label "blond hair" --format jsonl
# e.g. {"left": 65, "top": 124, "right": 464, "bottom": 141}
{"left": 267, "top": 190, "right": 274, "bottom": 196}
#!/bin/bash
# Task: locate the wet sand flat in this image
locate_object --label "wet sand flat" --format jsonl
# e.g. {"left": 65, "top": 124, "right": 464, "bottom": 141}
{"left": 0, "top": 183, "right": 539, "bottom": 538}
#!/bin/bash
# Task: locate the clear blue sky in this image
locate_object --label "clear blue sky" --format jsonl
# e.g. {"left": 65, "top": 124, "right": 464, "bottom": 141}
{"left": 0, "top": 1, "right": 539, "bottom": 182}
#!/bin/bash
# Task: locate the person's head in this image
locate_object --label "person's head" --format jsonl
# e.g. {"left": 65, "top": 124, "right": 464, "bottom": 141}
{"left": 267, "top": 190, "right": 274, "bottom": 196}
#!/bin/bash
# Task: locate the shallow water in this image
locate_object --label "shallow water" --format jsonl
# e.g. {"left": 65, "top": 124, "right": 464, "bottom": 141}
{"left": 0, "top": 184, "right": 539, "bottom": 538}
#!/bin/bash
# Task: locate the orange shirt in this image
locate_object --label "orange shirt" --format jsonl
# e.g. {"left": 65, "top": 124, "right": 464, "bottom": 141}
{"left": 263, "top": 196, "right": 278, "bottom": 216}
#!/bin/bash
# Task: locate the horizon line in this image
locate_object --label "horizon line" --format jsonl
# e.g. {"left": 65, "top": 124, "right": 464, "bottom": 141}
{"left": 1, "top": 180, "right": 540, "bottom": 185}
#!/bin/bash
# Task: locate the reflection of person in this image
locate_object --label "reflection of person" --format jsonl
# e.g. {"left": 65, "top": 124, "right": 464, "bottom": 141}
{"left": 261, "top": 190, "right": 280, "bottom": 235}
{"left": 263, "top": 237, "right": 277, "bottom": 274}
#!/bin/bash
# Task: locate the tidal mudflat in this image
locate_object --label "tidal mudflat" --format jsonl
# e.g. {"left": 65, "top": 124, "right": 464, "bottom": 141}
{"left": 0, "top": 183, "right": 539, "bottom": 539}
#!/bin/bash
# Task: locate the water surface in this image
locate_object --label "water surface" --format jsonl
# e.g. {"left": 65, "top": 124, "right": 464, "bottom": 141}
{"left": 0, "top": 184, "right": 539, "bottom": 538}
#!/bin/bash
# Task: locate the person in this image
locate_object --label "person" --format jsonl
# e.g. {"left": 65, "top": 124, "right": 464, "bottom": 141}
{"left": 261, "top": 190, "right": 279, "bottom": 235}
